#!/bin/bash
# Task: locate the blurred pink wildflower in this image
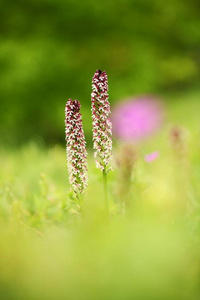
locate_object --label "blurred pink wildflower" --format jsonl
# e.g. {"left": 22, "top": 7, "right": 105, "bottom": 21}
{"left": 145, "top": 151, "right": 159, "bottom": 163}
{"left": 112, "top": 96, "right": 164, "bottom": 141}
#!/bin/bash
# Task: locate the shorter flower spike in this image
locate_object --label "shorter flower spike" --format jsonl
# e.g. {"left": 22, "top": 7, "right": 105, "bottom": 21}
{"left": 65, "top": 99, "right": 88, "bottom": 195}
{"left": 91, "top": 70, "right": 112, "bottom": 171}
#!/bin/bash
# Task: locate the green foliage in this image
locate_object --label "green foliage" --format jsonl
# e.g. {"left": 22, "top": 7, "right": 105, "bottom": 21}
{"left": 1, "top": 0, "right": 200, "bottom": 144}
{"left": 0, "top": 95, "right": 200, "bottom": 299}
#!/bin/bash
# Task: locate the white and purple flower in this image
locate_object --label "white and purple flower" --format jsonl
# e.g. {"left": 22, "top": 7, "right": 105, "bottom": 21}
{"left": 65, "top": 99, "right": 88, "bottom": 195}
{"left": 91, "top": 70, "right": 112, "bottom": 171}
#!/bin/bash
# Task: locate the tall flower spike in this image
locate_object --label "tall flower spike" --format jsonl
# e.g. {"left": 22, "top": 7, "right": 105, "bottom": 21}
{"left": 91, "top": 70, "right": 112, "bottom": 171}
{"left": 65, "top": 99, "right": 88, "bottom": 196}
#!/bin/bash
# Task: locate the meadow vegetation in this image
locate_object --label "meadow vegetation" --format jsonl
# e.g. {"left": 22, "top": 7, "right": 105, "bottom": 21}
{"left": 1, "top": 92, "right": 200, "bottom": 299}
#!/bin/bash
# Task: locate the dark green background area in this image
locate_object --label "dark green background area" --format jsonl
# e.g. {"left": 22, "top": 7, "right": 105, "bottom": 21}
{"left": 1, "top": 0, "right": 200, "bottom": 145}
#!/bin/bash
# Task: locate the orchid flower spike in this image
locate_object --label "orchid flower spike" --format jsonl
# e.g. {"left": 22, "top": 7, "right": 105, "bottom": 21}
{"left": 91, "top": 70, "right": 112, "bottom": 172}
{"left": 65, "top": 99, "right": 88, "bottom": 195}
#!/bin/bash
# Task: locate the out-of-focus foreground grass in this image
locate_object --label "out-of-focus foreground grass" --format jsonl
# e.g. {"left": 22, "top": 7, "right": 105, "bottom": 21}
{"left": 1, "top": 93, "right": 200, "bottom": 299}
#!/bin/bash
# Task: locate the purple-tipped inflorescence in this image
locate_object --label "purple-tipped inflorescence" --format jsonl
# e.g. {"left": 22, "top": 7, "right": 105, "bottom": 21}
{"left": 91, "top": 70, "right": 112, "bottom": 171}
{"left": 65, "top": 99, "right": 88, "bottom": 195}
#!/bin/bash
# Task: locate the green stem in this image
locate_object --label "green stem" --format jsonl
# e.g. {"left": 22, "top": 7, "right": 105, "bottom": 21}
{"left": 103, "top": 167, "right": 109, "bottom": 219}
{"left": 77, "top": 193, "right": 84, "bottom": 216}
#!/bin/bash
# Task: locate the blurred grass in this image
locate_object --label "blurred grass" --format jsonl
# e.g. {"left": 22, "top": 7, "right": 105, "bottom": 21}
{"left": 0, "top": 94, "right": 200, "bottom": 299}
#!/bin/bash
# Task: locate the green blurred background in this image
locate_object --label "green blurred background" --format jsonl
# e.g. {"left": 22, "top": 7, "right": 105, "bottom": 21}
{"left": 1, "top": 0, "right": 200, "bottom": 145}
{"left": 1, "top": 2, "right": 200, "bottom": 299}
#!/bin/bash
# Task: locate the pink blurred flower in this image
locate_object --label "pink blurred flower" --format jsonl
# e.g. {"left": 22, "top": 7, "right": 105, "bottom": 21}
{"left": 145, "top": 151, "right": 159, "bottom": 163}
{"left": 112, "top": 96, "right": 164, "bottom": 141}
